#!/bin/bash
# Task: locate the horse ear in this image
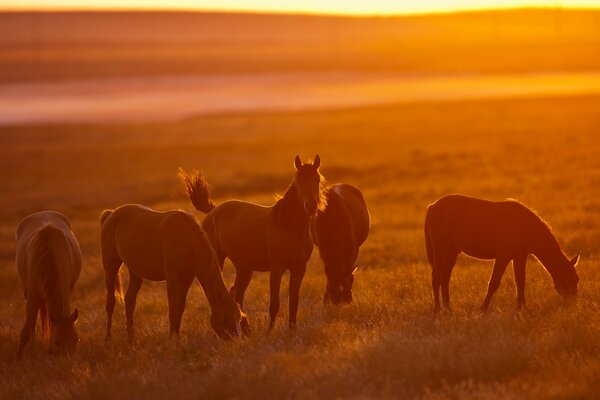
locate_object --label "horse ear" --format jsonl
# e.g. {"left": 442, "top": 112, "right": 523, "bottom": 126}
{"left": 570, "top": 254, "right": 580, "bottom": 267}
{"left": 294, "top": 155, "right": 302, "bottom": 170}
{"left": 72, "top": 308, "right": 79, "bottom": 323}
{"left": 313, "top": 154, "right": 320, "bottom": 169}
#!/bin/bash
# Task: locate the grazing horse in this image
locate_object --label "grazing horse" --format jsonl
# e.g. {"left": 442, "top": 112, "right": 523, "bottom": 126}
{"left": 100, "top": 204, "right": 247, "bottom": 341}
{"left": 311, "top": 183, "right": 370, "bottom": 304}
{"left": 424, "top": 194, "right": 580, "bottom": 312}
{"left": 15, "top": 211, "right": 81, "bottom": 358}
{"left": 181, "top": 155, "right": 324, "bottom": 330}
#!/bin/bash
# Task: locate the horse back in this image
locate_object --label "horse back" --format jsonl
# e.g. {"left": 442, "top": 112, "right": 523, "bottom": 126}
{"left": 425, "top": 194, "right": 539, "bottom": 259}
{"left": 16, "top": 211, "right": 81, "bottom": 296}
{"left": 328, "top": 184, "right": 370, "bottom": 246}
{"left": 202, "top": 200, "right": 271, "bottom": 270}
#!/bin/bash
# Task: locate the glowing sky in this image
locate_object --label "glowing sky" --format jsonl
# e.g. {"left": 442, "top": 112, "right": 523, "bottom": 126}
{"left": 0, "top": 0, "right": 598, "bottom": 15}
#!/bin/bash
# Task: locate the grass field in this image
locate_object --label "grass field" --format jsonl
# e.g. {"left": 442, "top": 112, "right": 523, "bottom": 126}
{"left": 0, "top": 94, "right": 599, "bottom": 398}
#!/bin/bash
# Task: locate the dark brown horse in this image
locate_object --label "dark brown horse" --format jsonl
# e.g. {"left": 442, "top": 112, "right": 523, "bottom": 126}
{"left": 181, "top": 155, "right": 324, "bottom": 330}
{"left": 425, "top": 194, "right": 579, "bottom": 312}
{"left": 311, "top": 183, "right": 370, "bottom": 304}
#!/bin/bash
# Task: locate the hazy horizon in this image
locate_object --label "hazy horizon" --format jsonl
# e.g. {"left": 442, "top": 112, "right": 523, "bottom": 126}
{"left": 1, "top": 0, "right": 599, "bottom": 16}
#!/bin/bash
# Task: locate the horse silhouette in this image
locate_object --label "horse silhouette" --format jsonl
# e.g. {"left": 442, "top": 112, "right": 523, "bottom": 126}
{"left": 181, "top": 155, "right": 324, "bottom": 330}
{"left": 16, "top": 211, "right": 81, "bottom": 358}
{"left": 100, "top": 204, "right": 247, "bottom": 341}
{"left": 311, "top": 183, "right": 370, "bottom": 304}
{"left": 425, "top": 194, "right": 579, "bottom": 312}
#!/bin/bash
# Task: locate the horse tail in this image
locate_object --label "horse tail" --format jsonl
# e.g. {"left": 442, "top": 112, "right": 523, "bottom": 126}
{"left": 424, "top": 207, "right": 434, "bottom": 269}
{"left": 178, "top": 167, "right": 216, "bottom": 214}
{"left": 100, "top": 209, "right": 113, "bottom": 227}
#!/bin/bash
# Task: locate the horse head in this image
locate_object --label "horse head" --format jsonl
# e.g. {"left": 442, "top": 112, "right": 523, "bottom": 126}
{"left": 293, "top": 154, "right": 323, "bottom": 217}
{"left": 211, "top": 300, "right": 250, "bottom": 340}
{"left": 554, "top": 254, "right": 580, "bottom": 297}
{"left": 326, "top": 266, "right": 357, "bottom": 305}
{"left": 49, "top": 309, "right": 79, "bottom": 354}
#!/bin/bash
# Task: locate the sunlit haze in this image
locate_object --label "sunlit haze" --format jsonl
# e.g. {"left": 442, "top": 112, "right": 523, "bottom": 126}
{"left": 1, "top": 0, "right": 599, "bottom": 15}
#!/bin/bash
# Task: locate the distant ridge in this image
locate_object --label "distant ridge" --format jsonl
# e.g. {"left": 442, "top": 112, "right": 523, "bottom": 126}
{"left": 1, "top": 9, "right": 599, "bottom": 82}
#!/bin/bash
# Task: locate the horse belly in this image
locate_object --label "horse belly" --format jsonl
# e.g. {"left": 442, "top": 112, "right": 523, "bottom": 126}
{"left": 118, "top": 244, "right": 166, "bottom": 281}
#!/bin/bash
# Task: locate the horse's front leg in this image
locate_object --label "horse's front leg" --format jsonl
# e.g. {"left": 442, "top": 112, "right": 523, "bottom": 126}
{"left": 268, "top": 267, "right": 284, "bottom": 331}
{"left": 480, "top": 257, "right": 510, "bottom": 311}
{"left": 288, "top": 264, "right": 307, "bottom": 329}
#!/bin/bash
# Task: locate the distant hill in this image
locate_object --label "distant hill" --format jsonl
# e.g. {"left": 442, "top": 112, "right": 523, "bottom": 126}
{"left": 1, "top": 9, "right": 599, "bottom": 82}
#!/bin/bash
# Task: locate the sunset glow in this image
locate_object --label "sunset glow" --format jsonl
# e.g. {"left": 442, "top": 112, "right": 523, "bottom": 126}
{"left": 1, "top": 0, "right": 599, "bottom": 15}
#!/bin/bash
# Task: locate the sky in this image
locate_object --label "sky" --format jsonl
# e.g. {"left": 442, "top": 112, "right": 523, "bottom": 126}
{"left": 1, "top": 0, "right": 599, "bottom": 15}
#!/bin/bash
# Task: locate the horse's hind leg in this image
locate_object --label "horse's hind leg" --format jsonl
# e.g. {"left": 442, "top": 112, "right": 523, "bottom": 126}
{"left": 17, "top": 295, "right": 39, "bottom": 359}
{"left": 288, "top": 264, "right": 307, "bottom": 330}
{"left": 103, "top": 257, "right": 122, "bottom": 341}
{"left": 431, "top": 266, "right": 442, "bottom": 313}
{"left": 166, "top": 273, "right": 194, "bottom": 339}
{"left": 125, "top": 273, "right": 143, "bottom": 343}
{"left": 513, "top": 255, "right": 527, "bottom": 310}
{"left": 441, "top": 253, "right": 458, "bottom": 310}
{"left": 232, "top": 268, "right": 252, "bottom": 309}
{"left": 480, "top": 257, "right": 511, "bottom": 311}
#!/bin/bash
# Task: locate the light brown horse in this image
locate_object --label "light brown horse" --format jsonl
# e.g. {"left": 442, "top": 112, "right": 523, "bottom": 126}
{"left": 181, "top": 155, "right": 324, "bottom": 330}
{"left": 100, "top": 204, "right": 247, "bottom": 341}
{"left": 15, "top": 211, "right": 81, "bottom": 358}
{"left": 311, "top": 183, "right": 370, "bottom": 304}
{"left": 425, "top": 194, "right": 580, "bottom": 312}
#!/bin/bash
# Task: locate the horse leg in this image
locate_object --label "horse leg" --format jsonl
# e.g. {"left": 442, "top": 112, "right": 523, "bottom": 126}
{"left": 268, "top": 267, "right": 284, "bottom": 331}
{"left": 103, "top": 257, "right": 122, "bottom": 341}
{"left": 232, "top": 268, "right": 252, "bottom": 310}
{"left": 441, "top": 253, "right": 458, "bottom": 310}
{"left": 432, "top": 267, "right": 442, "bottom": 313}
{"left": 125, "top": 273, "right": 143, "bottom": 343}
{"left": 513, "top": 255, "right": 527, "bottom": 310}
{"left": 480, "top": 257, "right": 511, "bottom": 311}
{"left": 17, "top": 295, "right": 39, "bottom": 359}
{"left": 166, "top": 273, "right": 194, "bottom": 339}
{"left": 39, "top": 301, "right": 48, "bottom": 341}
{"left": 323, "top": 285, "right": 331, "bottom": 305}
{"left": 288, "top": 264, "right": 307, "bottom": 330}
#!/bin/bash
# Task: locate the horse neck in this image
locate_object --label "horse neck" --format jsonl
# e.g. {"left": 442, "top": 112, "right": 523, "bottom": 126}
{"left": 193, "top": 238, "right": 234, "bottom": 312}
{"left": 32, "top": 229, "right": 71, "bottom": 319}
{"left": 274, "top": 184, "right": 310, "bottom": 235}
{"left": 531, "top": 224, "right": 568, "bottom": 280}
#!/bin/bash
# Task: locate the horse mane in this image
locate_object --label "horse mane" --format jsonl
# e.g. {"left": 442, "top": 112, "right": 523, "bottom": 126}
{"left": 179, "top": 210, "right": 220, "bottom": 265}
{"left": 505, "top": 198, "right": 564, "bottom": 254}
{"left": 273, "top": 168, "right": 328, "bottom": 210}
{"left": 179, "top": 168, "right": 216, "bottom": 214}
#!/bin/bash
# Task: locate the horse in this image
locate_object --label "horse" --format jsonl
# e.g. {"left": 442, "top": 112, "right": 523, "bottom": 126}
{"left": 100, "top": 204, "right": 248, "bottom": 342}
{"left": 180, "top": 155, "right": 324, "bottom": 330}
{"left": 424, "top": 194, "right": 580, "bottom": 312}
{"left": 15, "top": 211, "right": 81, "bottom": 358}
{"left": 311, "top": 183, "right": 370, "bottom": 304}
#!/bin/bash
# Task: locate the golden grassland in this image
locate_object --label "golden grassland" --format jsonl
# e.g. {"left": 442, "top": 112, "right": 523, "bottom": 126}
{"left": 1, "top": 95, "right": 599, "bottom": 398}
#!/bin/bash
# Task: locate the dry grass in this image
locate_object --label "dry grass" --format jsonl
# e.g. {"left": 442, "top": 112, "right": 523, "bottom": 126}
{"left": 1, "top": 95, "right": 600, "bottom": 398}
